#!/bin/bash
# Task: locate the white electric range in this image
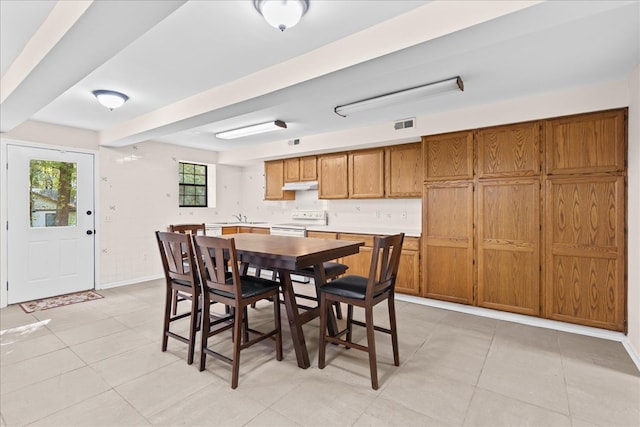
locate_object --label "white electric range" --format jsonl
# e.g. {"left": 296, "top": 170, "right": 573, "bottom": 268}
{"left": 270, "top": 210, "right": 328, "bottom": 283}
{"left": 269, "top": 210, "right": 327, "bottom": 237}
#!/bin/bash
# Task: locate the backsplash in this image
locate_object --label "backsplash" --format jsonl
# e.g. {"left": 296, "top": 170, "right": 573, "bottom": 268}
{"left": 239, "top": 163, "right": 421, "bottom": 231}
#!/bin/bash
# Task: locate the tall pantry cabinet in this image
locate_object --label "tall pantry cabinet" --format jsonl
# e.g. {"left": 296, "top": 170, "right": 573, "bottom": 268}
{"left": 422, "top": 109, "right": 627, "bottom": 331}
{"left": 544, "top": 110, "right": 626, "bottom": 331}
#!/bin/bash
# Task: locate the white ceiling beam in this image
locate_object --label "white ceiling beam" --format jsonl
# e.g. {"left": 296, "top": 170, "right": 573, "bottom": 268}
{"left": 99, "top": 0, "right": 543, "bottom": 147}
{"left": 0, "top": 0, "right": 186, "bottom": 132}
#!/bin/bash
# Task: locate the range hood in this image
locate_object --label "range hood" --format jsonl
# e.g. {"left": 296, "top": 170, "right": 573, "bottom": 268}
{"left": 282, "top": 181, "right": 318, "bottom": 191}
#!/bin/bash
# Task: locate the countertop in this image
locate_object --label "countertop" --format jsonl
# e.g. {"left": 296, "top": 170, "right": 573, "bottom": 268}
{"left": 207, "top": 222, "right": 420, "bottom": 238}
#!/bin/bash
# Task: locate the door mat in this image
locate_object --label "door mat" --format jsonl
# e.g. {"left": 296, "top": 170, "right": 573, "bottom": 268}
{"left": 19, "top": 290, "right": 104, "bottom": 313}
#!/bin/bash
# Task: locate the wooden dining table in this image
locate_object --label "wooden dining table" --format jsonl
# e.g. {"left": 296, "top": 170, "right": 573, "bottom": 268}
{"left": 222, "top": 233, "right": 363, "bottom": 369}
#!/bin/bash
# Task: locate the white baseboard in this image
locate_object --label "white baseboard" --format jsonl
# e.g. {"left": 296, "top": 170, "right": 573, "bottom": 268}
{"left": 396, "top": 294, "right": 640, "bottom": 372}
{"left": 98, "top": 274, "right": 163, "bottom": 290}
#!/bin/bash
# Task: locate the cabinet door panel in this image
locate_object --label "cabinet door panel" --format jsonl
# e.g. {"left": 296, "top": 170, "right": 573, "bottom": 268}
{"left": 318, "top": 154, "right": 348, "bottom": 199}
{"left": 545, "top": 109, "right": 626, "bottom": 175}
{"left": 340, "top": 247, "right": 372, "bottom": 278}
{"left": 396, "top": 249, "right": 420, "bottom": 296}
{"left": 284, "top": 158, "right": 300, "bottom": 182}
{"left": 423, "top": 131, "right": 474, "bottom": 181}
{"left": 423, "top": 182, "right": 474, "bottom": 304}
{"left": 478, "top": 121, "right": 540, "bottom": 178}
{"left": 265, "top": 160, "right": 295, "bottom": 200}
{"left": 545, "top": 176, "right": 625, "bottom": 331}
{"left": 300, "top": 156, "right": 317, "bottom": 181}
{"left": 478, "top": 179, "right": 540, "bottom": 315}
{"left": 386, "top": 142, "right": 422, "bottom": 197}
{"left": 349, "top": 149, "right": 385, "bottom": 198}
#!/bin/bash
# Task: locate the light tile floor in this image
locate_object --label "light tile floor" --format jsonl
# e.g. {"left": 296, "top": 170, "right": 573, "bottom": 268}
{"left": 1, "top": 280, "right": 638, "bottom": 426}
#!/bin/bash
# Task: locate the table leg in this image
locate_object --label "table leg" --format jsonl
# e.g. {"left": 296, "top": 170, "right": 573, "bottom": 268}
{"left": 278, "top": 269, "right": 310, "bottom": 369}
{"left": 312, "top": 264, "right": 339, "bottom": 336}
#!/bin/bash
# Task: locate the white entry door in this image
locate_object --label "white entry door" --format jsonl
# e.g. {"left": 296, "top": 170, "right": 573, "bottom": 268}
{"left": 7, "top": 145, "right": 95, "bottom": 303}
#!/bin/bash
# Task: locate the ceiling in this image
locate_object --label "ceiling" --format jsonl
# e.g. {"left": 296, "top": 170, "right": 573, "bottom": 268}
{"left": 1, "top": 1, "right": 638, "bottom": 154}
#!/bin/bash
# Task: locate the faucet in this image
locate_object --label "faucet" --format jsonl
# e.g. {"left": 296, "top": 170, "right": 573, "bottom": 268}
{"left": 232, "top": 213, "right": 243, "bottom": 222}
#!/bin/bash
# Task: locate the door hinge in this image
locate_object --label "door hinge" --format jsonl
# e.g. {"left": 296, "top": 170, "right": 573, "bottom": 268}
{"left": 6, "top": 282, "right": 8, "bottom": 291}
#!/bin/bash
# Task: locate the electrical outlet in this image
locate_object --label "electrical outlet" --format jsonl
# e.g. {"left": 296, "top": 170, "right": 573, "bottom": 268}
{"left": 402, "top": 211, "right": 407, "bottom": 220}
{"left": 375, "top": 210, "right": 380, "bottom": 219}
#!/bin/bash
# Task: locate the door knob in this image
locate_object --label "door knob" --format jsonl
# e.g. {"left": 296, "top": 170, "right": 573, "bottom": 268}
{"left": 86, "top": 230, "right": 94, "bottom": 235}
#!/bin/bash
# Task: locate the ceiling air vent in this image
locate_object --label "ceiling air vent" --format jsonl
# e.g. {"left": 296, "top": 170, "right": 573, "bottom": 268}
{"left": 394, "top": 118, "right": 415, "bottom": 130}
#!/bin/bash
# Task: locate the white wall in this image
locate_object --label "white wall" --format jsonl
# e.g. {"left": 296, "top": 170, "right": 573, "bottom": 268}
{"left": 626, "top": 66, "right": 639, "bottom": 359}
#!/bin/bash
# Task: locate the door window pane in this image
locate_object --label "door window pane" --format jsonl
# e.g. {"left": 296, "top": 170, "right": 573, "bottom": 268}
{"left": 30, "top": 160, "right": 77, "bottom": 227}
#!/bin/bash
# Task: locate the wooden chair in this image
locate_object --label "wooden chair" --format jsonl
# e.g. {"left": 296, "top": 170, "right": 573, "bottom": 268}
{"left": 194, "top": 235, "right": 282, "bottom": 389}
{"left": 155, "top": 231, "right": 201, "bottom": 365}
{"left": 318, "top": 233, "right": 404, "bottom": 390}
{"left": 289, "top": 262, "right": 348, "bottom": 319}
{"left": 169, "top": 224, "right": 206, "bottom": 315}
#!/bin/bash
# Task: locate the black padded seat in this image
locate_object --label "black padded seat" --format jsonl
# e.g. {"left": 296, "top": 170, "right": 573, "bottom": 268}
{"left": 317, "top": 275, "right": 388, "bottom": 300}
{"left": 211, "top": 275, "right": 280, "bottom": 299}
{"left": 292, "top": 262, "right": 348, "bottom": 279}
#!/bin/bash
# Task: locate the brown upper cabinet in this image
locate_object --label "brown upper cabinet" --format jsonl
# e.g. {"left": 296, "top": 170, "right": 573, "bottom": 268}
{"left": 477, "top": 121, "right": 540, "bottom": 178}
{"left": 284, "top": 156, "right": 317, "bottom": 182}
{"left": 349, "top": 148, "right": 385, "bottom": 198}
{"left": 545, "top": 109, "right": 626, "bottom": 175}
{"left": 423, "top": 130, "right": 474, "bottom": 181}
{"left": 385, "top": 142, "right": 422, "bottom": 197}
{"left": 284, "top": 158, "right": 300, "bottom": 182}
{"left": 300, "top": 156, "right": 317, "bottom": 181}
{"left": 264, "top": 160, "right": 295, "bottom": 200}
{"left": 318, "top": 153, "right": 348, "bottom": 199}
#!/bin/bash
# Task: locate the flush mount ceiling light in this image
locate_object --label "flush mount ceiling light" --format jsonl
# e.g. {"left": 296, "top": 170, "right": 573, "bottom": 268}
{"left": 334, "top": 76, "right": 464, "bottom": 118}
{"left": 92, "top": 90, "right": 129, "bottom": 110}
{"left": 254, "top": 0, "right": 309, "bottom": 32}
{"left": 215, "top": 120, "right": 287, "bottom": 140}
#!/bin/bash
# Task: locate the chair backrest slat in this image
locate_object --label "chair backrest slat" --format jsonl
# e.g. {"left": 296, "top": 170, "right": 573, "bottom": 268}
{"left": 194, "top": 235, "right": 242, "bottom": 301}
{"left": 156, "top": 231, "right": 198, "bottom": 285}
{"left": 169, "top": 223, "right": 206, "bottom": 236}
{"left": 367, "top": 233, "right": 404, "bottom": 301}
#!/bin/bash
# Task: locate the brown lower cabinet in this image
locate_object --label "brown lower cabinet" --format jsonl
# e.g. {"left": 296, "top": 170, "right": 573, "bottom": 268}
{"left": 336, "top": 233, "right": 421, "bottom": 296}
{"left": 237, "top": 226, "right": 269, "bottom": 234}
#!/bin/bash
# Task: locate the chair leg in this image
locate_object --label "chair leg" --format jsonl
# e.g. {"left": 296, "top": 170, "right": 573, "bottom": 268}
{"left": 231, "top": 306, "right": 243, "bottom": 389}
{"left": 187, "top": 291, "right": 198, "bottom": 365}
{"left": 388, "top": 296, "right": 399, "bottom": 366}
{"left": 334, "top": 301, "right": 343, "bottom": 319}
{"left": 199, "top": 294, "right": 211, "bottom": 372}
{"left": 346, "top": 304, "right": 354, "bottom": 344}
{"left": 242, "top": 307, "right": 250, "bottom": 343}
{"left": 273, "top": 293, "right": 283, "bottom": 361}
{"left": 365, "top": 305, "right": 378, "bottom": 390}
{"left": 318, "top": 294, "right": 328, "bottom": 369}
{"left": 162, "top": 287, "right": 172, "bottom": 352}
{"left": 171, "top": 289, "right": 179, "bottom": 315}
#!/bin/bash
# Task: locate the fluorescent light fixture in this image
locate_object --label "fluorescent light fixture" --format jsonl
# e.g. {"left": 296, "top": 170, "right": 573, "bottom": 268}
{"left": 215, "top": 120, "right": 287, "bottom": 140}
{"left": 92, "top": 89, "right": 129, "bottom": 110}
{"left": 254, "top": 0, "right": 309, "bottom": 32}
{"left": 334, "top": 76, "right": 464, "bottom": 117}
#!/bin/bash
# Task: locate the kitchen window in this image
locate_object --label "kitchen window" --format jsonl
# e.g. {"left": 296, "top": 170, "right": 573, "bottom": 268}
{"left": 179, "top": 162, "right": 207, "bottom": 207}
